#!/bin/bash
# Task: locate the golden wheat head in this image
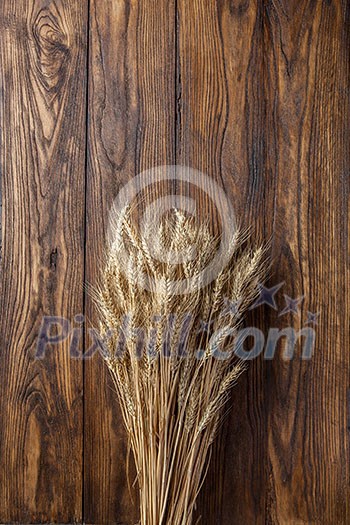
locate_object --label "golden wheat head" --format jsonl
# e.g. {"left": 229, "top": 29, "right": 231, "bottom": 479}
{"left": 93, "top": 205, "right": 268, "bottom": 525}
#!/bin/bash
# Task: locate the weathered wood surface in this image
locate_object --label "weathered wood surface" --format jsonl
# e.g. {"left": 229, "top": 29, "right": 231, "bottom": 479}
{"left": 84, "top": 1, "right": 175, "bottom": 524}
{"left": 0, "top": 0, "right": 87, "bottom": 523}
{"left": 0, "top": 0, "right": 349, "bottom": 523}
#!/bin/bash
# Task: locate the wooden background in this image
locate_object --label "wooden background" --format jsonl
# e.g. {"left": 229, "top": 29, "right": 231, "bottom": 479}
{"left": 0, "top": 0, "right": 349, "bottom": 523}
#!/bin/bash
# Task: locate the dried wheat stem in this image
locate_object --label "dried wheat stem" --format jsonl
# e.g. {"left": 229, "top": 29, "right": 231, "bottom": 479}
{"left": 93, "top": 206, "right": 268, "bottom": 525}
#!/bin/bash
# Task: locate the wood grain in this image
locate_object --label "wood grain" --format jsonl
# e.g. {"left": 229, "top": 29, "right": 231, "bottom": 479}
{"left": 176, "top": 1, "right": 270, "bottom": 523}
{"left": 265, "top": 1, "right": 350, "bottom": 523}
{"left": 177, "top": 1, "right": 350, "bottom": 524}
{"left": 0, "top": 0, "right": 349, "bottom": 523}
{"left": 0, "top": 0, "right": 87, "bottom": 522}
{"left": 84, "top": 1, "right": 175, "bottom": 523}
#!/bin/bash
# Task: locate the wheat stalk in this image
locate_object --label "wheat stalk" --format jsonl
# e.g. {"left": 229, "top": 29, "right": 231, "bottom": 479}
{"left": 93, "top": 205, "right": 268, "bottom": 525}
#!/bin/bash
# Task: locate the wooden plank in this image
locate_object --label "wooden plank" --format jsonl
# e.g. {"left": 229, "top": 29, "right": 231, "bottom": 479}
{"left": 178, "top": 0, "right": 350, "bottom": 524}
{"left": 84, "top": 1, "right": 175, "bottom": 523}
{"left": 0, "top": 0, "right": 87, "bottom": 522}
{"left": 176, "top": 1, "right": 271, "bottom": 523}
{"left": 264, "top": 1, "right": 350, "bottom": 523}
{"left": 0, "top": 0, "right": 348, "bottom": 523}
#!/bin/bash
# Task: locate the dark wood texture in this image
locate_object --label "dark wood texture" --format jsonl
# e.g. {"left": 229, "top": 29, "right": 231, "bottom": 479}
{"left": 84, "top": 1, "right": 175, "bottom": 524}
{"left": 0, "top": 0, "right": 87, "bottom": 522}
{"left": 0, "top": 0, "right": 349, "bottom": 523}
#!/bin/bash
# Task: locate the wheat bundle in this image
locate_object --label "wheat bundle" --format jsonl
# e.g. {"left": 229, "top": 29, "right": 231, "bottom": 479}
{"left": 93, "top": 204, "right": 267, "bottom": 525}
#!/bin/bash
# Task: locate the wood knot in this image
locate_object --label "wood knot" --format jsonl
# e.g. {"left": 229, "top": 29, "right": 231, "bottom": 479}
{"left": 229, "top": 0, "right": 249, "bottom": 16}
{"left": 33, "top": 9, "right": 69, "bottom": 49}
{"left": 31, "top": 8, "right": 70, "bottom": 86}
